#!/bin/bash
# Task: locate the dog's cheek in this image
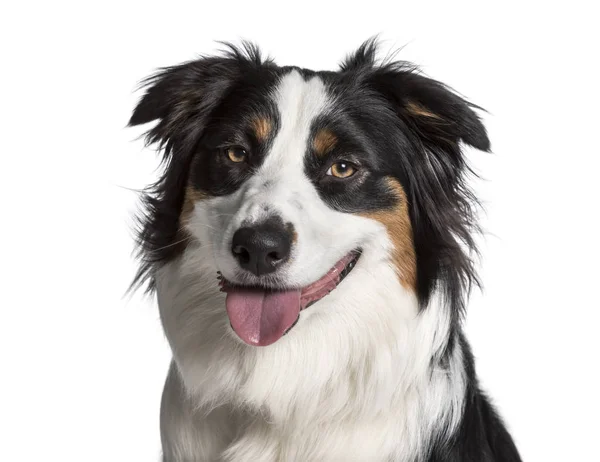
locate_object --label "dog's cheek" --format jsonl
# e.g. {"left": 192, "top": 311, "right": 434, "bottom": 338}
{"left": 359, "top": 178, "right": 416, "bottom": 292}
{"left": 180, "top": 186, "right": 209, "bottom": 227}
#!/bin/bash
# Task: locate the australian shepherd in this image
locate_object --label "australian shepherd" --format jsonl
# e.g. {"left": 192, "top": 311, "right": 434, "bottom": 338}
{"left": 129, "top": 39, "right": 521, "bottom": 461}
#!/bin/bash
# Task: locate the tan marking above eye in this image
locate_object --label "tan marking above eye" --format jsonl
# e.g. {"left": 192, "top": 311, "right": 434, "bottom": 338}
{"left": 313, "top": 129, "right": 338, "bottom": 156}
{"left": 226, "top": 146, "right": 247, "bottom": 163}
{"left": 328, "top": 162, "right": 357, "bottom": 178}
{"left": 252, "top": 117, "right": 272, "bottom": 142}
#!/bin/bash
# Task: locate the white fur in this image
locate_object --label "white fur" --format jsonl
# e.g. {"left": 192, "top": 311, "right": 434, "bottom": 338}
{"left": 155, "top": 71, "right": 466, "bottom": 461}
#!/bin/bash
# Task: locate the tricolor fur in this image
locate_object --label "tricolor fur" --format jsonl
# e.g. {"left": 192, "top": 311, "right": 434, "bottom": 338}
{"left": 129, "top": 40, "right": 521, "bottom": 461}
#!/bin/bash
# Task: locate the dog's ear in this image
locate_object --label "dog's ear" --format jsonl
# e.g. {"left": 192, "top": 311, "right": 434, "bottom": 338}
{"left": 370, "top": 68, "right": 490, "bottom": 152}
{"left": 128, "top": 56, "right": 238, "bottom": 155}
{"left": 129, "top": 65, "right": 183, "bottom": 127}
{"left": 129, "top": 43, "right": 268, "bottom": 155}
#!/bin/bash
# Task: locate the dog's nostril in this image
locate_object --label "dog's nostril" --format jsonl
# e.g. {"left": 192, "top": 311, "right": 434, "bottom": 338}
{"left": 267, "top": 251, "right": 283, "bottom": 263}
{"left": 233, "top": 245, "right": 251, "bottom": 264}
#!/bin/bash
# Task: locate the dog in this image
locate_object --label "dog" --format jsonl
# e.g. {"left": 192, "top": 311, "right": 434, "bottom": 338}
{"left": 128, "top": 39, "right": 522, "bottom": 461}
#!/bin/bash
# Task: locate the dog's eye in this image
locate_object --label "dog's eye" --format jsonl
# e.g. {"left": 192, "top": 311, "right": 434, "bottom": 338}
{"left": 224, "top": 146, "right": 248, "bottom": 163}
{"left": 326, "top": 161, "right": 357, "bottom": 179}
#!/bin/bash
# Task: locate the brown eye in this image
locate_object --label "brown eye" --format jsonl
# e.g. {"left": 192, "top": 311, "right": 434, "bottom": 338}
{"left": 327, "top": 161, "right": 357, "bottom": 178}
{"left": 225, "top": 146, "right": 247, "bottom": 163}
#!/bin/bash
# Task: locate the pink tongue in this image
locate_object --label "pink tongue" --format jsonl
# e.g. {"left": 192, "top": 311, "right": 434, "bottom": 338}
{"left": 226, "top": 289, "right": 301, "bottom": 346}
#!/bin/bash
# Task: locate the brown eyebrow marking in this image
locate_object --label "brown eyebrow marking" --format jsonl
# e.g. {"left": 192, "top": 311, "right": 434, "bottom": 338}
{"left": 406, "top": 101, "right": 441, "bottom": 119}
{"left": 359, "top": 178, "right": 416, "bottom": 291}
{"left": 252, "top": 117, "right": 272, "bottom": 142}
{"left": 313, "top": 129, "right": 338, "bottom": 156}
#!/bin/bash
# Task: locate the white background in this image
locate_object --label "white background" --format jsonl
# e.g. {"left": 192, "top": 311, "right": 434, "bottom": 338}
{"left": 1, "top": 1, "right": 599, "bottom": 461}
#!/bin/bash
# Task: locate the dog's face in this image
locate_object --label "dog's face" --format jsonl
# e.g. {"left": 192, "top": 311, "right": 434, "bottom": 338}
{"left": 130, "top": 41, "right": 489, "bottom": 347}
{"left": 183, "top": 70, "right": 417, "bottom": 346}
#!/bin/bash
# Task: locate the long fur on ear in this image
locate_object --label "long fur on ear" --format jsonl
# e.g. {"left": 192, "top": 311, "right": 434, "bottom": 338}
{"left": 129, "top": 42, "right": 269, "bottom": 160}
{"left": 341, "top": 40, "right": 490, "bottom": 336}
{"left": 340, "top": 39, "right": 489, "bottom": 151}
{"left": 128, "top": 42, "right": 269, "bottom": 292}
{"left": 373, "top": 68, "right": 490, "bottom": 152}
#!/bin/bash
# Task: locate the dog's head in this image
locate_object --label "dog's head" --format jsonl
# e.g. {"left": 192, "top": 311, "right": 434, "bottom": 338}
{"left": 130, "top": 40, "right": 489, "bottom": 347}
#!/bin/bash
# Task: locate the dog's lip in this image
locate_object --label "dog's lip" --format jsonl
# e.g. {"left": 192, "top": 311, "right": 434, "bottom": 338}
{"left": 299, "top": 250, "right": 361, "bottom": 309}
{"left": 217, "top": 249, "right": 362, "bottom": 310}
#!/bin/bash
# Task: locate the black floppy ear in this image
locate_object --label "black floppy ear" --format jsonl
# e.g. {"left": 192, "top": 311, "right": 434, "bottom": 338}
{"left": 371, "top": 68, "right": 490, "bottom": 152}
{"left": 128, "top": 55, "right": 240, "bottom": 154}
{"left": 129, "top": 66, "right": 182, "bottom": 126}
{"left": 129, "top": 41, "right": 270, "bottom": 155}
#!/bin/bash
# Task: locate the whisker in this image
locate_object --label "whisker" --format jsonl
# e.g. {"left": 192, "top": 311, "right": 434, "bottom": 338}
{"left": 147, "top": 236, "right": 193, "bottom": 253}
{"left": 185, "top": 220, "right": 219, "bottom": 231}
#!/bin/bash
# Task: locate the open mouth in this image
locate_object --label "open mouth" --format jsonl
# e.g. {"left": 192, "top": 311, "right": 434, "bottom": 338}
{"left": 218, "top": 250, "right": 361, "bottom": 346}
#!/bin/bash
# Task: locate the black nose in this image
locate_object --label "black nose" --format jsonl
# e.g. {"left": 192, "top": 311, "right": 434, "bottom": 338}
{"left": 231, "top": 220, "right": 292, "bottom": 276}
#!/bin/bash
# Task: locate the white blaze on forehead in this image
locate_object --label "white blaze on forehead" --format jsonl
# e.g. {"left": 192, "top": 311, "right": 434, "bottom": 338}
{"left": 234, "top": 70, "right": 332, "bottom": 225}
{"left": 263, "top": 70, "right": 330, "bottom": 172}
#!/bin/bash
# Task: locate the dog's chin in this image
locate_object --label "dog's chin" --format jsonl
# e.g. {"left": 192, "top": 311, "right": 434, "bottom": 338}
{"left": 217, "top": 250, "right": 361, "bottom": 347}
